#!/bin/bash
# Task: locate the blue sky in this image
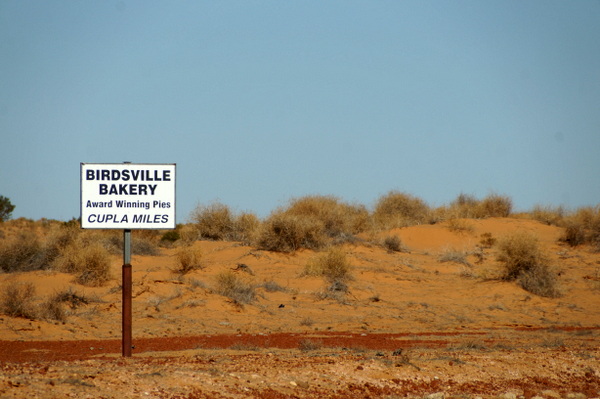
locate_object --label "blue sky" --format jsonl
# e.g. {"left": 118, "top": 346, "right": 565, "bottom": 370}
{"left": 1, "top": 1, "right": 599, "bottom": 222}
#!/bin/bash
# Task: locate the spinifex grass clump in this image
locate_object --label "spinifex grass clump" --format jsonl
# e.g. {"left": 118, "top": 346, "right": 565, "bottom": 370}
{"left": 257, "top": 195, "right": 368, "bottom": 252}
{"left": 0, "top": 231, "right": 45, "bottom": 272}
{"left": 173, "top": 246, "right": 202, "bottom": 274}
{"left": 305, "top": 247, "right": 353, "bottom": 302}
{"left": 191, "top": 201, "right": 260, "bottom": 244}
{"left": 52, "top": 237, "right": 112, "bottom": 287}
{"left": 561, "top": 206, "right": 600, "bottom": 249}
{"left": 373, "top": 191, "right": 431, "bottom": 229}
{"left": 496, "top": 232, "right": 560, "bottom": 298}
{"left": 0, "top": 282, "right": 37, "bottom": 319}
{"left": 443, "top": 193, "right": 513, "bottom": 220}
{"left": 214, "top": 271, "right": 256, "bottom": 305}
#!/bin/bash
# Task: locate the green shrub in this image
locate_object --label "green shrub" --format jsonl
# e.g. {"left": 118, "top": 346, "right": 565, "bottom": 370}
{"left": 0, "top": 195, "right": 15, "bottom": 222}
{"left": 373, "top": 191, "right": 430, "bottom": 228}
{"left": 160, "top": 230, "right": 181, "bottom": 245}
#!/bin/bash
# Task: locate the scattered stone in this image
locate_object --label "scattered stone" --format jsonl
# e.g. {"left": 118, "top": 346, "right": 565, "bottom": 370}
{"left": 541, "top": 390, "right": 562, "bottom": 399}
{"left": 426, "top": 392, "right": 445, "bottom": 399}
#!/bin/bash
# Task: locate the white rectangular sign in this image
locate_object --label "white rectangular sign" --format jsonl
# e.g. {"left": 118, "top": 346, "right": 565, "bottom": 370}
{"left": 80, "top": 163, "right": 176, "bottom": 229}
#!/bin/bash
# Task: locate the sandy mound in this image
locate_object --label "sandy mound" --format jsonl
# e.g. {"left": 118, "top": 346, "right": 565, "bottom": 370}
{"left": 0, "top": 217, "right": 599, "bottom": 397}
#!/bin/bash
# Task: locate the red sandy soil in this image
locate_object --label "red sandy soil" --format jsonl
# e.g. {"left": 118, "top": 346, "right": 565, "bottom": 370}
{"left": 1, "top": 218, "right": 599, "bottom": 398}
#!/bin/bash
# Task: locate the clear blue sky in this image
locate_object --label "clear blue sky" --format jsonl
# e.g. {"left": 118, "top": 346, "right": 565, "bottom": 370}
{"left": 1, "top": 1, "right": 599, "bottom": 222}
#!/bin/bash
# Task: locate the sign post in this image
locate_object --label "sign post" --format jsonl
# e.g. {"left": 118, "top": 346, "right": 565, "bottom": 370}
{"left": 80, "top": 163, "right": 176, "bottom": 357}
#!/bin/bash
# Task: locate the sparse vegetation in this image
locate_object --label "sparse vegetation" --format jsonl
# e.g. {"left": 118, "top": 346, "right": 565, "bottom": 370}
{"left": 438, "top": 248, "right": 471, "bottom": 266}
{"left": 304, "top": 247, "right": 352, "bottom": 284}
{"left": 191, "top": 202, "right": 260, "bottom": 243}
{"left": 192, "top": 201, "right": 235, "bottom": 240}
{"left": 478, "top": 193, "right": 512, "bottom": 218}
{"left": 0, "top": 281, "right": 37, "bottom": 319}
{"left": 256, "top": 195, "right": 368, "bottom": 252}
{"left": 443, "top": 193, "right": 512, "bottom": 220}
{"left": 373, "top": 191, "right": 431, "bottom": 228}
{"left": 479, "top": 232, "right": 496, "bottom": 248}
{"left": 530, "top": 204, "right": 565, "bottom": 226}
{"left": 214, "top": 271, "right": 256, "bottom": 305}
{"left": 561, "top": 206, "right": 600, "bottom": 249}
{"left": 382, "top": 235, "right": 407, "bottom": 253}
{"left": 496, "top": 232, "right": 560, "bottom": 297}
{"left": 446, "top": 219, "right": 474, "bottom": 233}
{"left": 173, "top": 246, "right": 202, "bottom": 274}
{"left": 260, "top": 280, "right": 287, "bottom": 293}
{"left": 0, "top": 231, "right": 46, "bottom": 272}
{"left": 53, "top": 242, "right": 112, "bottom": 287}
{"left": 257, "top": 212, "right": 327, "bottom": 252}
{"left": 298, "top": 338, "right": 322, "bottom": 352}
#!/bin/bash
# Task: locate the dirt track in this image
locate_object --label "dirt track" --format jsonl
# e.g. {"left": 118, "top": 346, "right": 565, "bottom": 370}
{"left": 1, "top": 329, "right": 599, "bottom": 398}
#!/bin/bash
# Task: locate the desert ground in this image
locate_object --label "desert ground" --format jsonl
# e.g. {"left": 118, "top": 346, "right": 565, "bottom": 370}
{"left": 0, "top": 216, "right": 599, "bottom": 398}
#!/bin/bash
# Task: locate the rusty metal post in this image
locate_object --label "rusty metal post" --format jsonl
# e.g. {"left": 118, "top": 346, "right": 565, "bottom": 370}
{"left": 122, "top": 229, "right": 132, "bottom": 357}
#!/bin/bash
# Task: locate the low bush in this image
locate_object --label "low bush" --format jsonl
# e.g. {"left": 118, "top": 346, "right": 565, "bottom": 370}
{"left": 192, "top": 202, "right": 235, "bottom": 240}
{"left": 256, "top": 212, "right": 326, "bottom": 252}
{"left": 53, "top": 242, "right": 112, "bottom": 287}
{"left": 174, "top": 246, "right": 202, "bottom": 274}
{"left": 496, "top": 232, "right": 544, "bottom": 280}
{"left": 438, "top": 248, "right": 471, "bottom": 266}
{"left": 496, "top": 232, "right": 560, "bottom": 297}
{"left": 231, "top": 212, "right": 261, "bottom": 244}
{"left": 0, "top": 231, "right": 46, "bottom": 272}
{"left": 530, "top": 205, "right": 566, "bottom": 226}
{"left": 373, "top": 191, "right": 430, "bottom": 229}
{"left": 382, "top": 235, "right": 407, "bottom": 253}
{"left": 256, "top": 195, "right": 368, "bottom": 252}
{"left": 517, "top": 264, "right": 561, "bottom": 298}
{"left": 477, "top": 193, "right": 512, "bottom": 218}
{"left": 214, "top": 271, "right": 256, "bottom": 305}
{"left": 39, "top": 295, "right": 67, "bottom": 322}
{"left": 191, "top": 202, "right": 261, "bottom": 244}
{"left": 443, "top": 193, "right": 480, "bottom": 219}
{"left": 284, "top": 195, "right": 369, "bottom": 238}
{"left": 445, "top": 193, "right": 512, "bottom": 219}
{"left": 561, "top": 206, "right": 600, "bottom": 249}
{"left": 304, "top": 247, "right": 352, "bottom": 284}
{"left": 160, "top": 230, "right": 181, "bottom": 246}
{"left": 0, "top": 282, "right": 37, "bottom": 319}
